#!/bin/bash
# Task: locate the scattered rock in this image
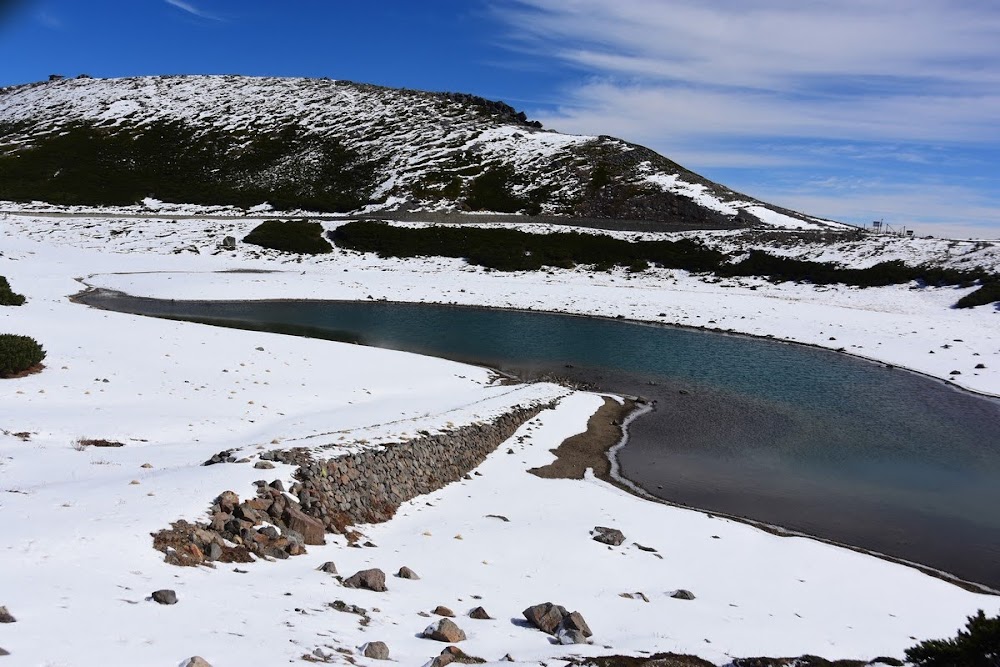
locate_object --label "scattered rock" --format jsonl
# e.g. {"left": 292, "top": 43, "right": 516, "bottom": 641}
{"left": 976, "top": 363, "right": 986, "bottom": 369}
{"left": 0, "top": 647, "right": 8, "bottom": 656}
{"left": 557, "top": 627, "right": 589, "bottom": 645}
{"left": 485, "top": 514, "right": 510, "bottom": 522}
{"left": 523, "top": 602, "right": 569, "bottom": 635}
{"left": 397, "top": 566, "right": 420, "bottom": 580}
{"left": 671, "top": 589, "right": 696, "bottom": 600}
{"left": 430, "top": 645, "right": 486, "bottom": 666}
{"left": 0, "top": 607, "right": 14, "bottom": 623}
{"left": 317, "top": 561, "right": 338, "bottom": 574}
{"left": 433, "top": 605, "right": 456, "bottom": 617}
{"left": 343, "top": 568, "right": 387, "bottom": 592}
{"left": 633, "top": 543, "right": 657, "bottom": 553}
{"left": 282, "top": 505, "right": 326, "bottom": 545}
{"left": 468, "top": 606, "right": 492, "bottom": 620}
{"left": 181, "top": 658, "right": 212, "bottom": 667}
{"left": 592, "top": 526, "right": 626, "bottom": 546}
{"left": 560, "top": 610, "right": 593, "bottom": 637}
{"left": 361, "top": 641, "right": 389, "bottom": 660}
{"left": 330, "top": 600, "right": 367, "bottom": 617}
{"left": 423, "top": 618, "right": 467, "bottom": 642}
{"left": 253, "top": 461, "right": 274, "bottom": 470}
{"left": 151, "top": 589, "right": 177, "bottom": 605}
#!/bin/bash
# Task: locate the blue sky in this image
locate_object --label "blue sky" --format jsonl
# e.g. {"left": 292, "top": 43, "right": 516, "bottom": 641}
{"left": 1, "top": 0, "right": 999, "bottom": 238}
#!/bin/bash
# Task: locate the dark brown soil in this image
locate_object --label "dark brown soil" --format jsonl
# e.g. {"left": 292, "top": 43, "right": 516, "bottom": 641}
{"left": 529, "top": 396, "right": 636, "bottom": 481}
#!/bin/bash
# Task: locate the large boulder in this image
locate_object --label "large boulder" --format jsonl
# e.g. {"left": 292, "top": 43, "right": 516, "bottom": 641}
{"left": 591, "top": 526, "right": 626, "bottom": 546}
{"left": 422, "top": 618, "right": 467, "bottom": 642}
{"left": 281, "top": 505, "right": 325, "bottom": 545}
{"left": 523, "top": 603, "right": 592, "bottom": 639}
{"left": 522, "top": 602, "right": 568, "bottom": 635}
{"left": 343, "top": 568, "right": 387, "bottom": 592}
{"left": 361, "top": 641, "right": 390, "bottom": 660}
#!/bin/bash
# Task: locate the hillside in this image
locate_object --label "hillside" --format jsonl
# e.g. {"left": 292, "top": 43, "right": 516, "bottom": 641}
{"left": 0, "top": 75, "right": 842, "bottom": 229}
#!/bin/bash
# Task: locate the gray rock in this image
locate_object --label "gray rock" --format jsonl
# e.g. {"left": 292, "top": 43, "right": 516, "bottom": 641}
{"left": 151, "top": 589, "right": 177, "bottom": 605}
{"left": 432, "top": 605, "right": 455, "bottom": 617}
{"left": 397, "top": 566, "right": 420, "bottom": 580}
{"left": 522, "top": 602, "right": 568, "bottom": 635}
{"left": 182, "top": 658, "right": 212, "bottom": 667}
{"left": 422, "top": 617, "right": 467, "bottom": 642}
{"left": 592, "top": 526, "right": 626, "bottom": 546}
{"left": 317, "top": 561, "right": 338, "bottom": 574}
{"left": 559, "top": 610, "right": 593, "bottom": 637}
{"left": 0, "top": 606, "right": 14, "bottom": 623}
{"left": 343, "top": 568, "right": 387, "bottom": 592}
{"left": 557, "top": 628, "right": 589, "bottom": 645}
{"left": 253, "top": 460, "right": 274, "bottom": 469}
{"left": 671, "top": 589, "right": 696, "bottom": 600}
{"left": 468, "top": 606, "right": 491, "bottom": 620}
{"left": 206, "top": 542, "right": 223, "bottom": 561}
{"left": 0, "top": 647, "right": 8, "bottom": 656}
{"left": 361, "top": 641, "right": 389, "bottom": 660}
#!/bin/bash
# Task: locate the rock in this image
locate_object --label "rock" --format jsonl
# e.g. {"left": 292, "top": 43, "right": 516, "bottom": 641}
{"left": 468, "top": 606, "right": 491, "bottom": 620}
{"left": 592, "top": 526, "right": 626, "bottom": 546}
{"left": 557, "top": 628, "right": 589, "bottom": 644}
{"left": 182, "top": 658, "right": 212, "bottom": 667}
{"left": 151, "top": 589, "right": 177, "bottom": 605}
{"left": 422, "top": 618, "right": 467, "bottom": 642}
{"left": 206, "top": 542, "right": 223, "bottom": 561}
{"left": 671, "top": 589, "right": 696, "bottom": 600}
{"left": 432, "top": 605, "right": 455, "bottom": 617}
{"left": 0, "top": 647, "right": 8, "bottom": 656}
{"left": 253, "top": 461, "right": 274, "bottom": 469}
{"left": 522, "top": 602, "right": 568, "bottom": 635}
{"left": 559, "top": 610, "right": 593, "bottom": 637}
{"left": 281, "top": 505, "right": 325, "bottom": 545}
{"left": 0, "top": 607, "right": 14, "bottom": 623}
{"left": 430, "top": 646, "right": 485, "bottom": 666}
{"left": 397, "top": 566, "right": 420, "bottom": 580}
{"left": 317, "top": 561, "right": 338, "bottom": 574}
{"left": 361, "top": 641, "right": 390, "bottom": 660}
{"left": 216, "top": 490, "right": 239, "bottom": 513}
{"left": 343, "top": 568, "right": 387, "bottom": 592}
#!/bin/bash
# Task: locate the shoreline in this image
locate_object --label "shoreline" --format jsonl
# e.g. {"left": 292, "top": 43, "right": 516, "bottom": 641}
{"left": 70, "top": 283, "right": 1000, "bottom": 594}
{"left": 71, "top": 280, "right": 1000, "bottom": 402}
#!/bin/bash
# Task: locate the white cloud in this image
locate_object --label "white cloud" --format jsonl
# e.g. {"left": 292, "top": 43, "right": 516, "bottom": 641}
{"left": 164, "top": 0, "right": 221, "bottom": 21}
{"left": 494, "top": 0, "right": 1000, "bottom": 233}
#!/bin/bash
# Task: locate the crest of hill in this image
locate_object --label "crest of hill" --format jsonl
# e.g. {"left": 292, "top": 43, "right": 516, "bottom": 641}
{"left": 0, "top": 74, "right": 842, "bottom": 229}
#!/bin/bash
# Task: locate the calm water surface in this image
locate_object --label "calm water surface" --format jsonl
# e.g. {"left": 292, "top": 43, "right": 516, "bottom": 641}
{"left": 80, "top": 293, "right": 1000, "bottom": 588}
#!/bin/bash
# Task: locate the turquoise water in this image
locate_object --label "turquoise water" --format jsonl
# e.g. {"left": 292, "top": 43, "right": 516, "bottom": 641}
{"left": 80, "top": 293, "right": 1000, "bottom": 588}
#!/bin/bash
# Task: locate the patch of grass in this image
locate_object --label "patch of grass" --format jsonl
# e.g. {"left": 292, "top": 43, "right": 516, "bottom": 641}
{"left": 0, "top": 334, "right": 45, "bottom": 378}
{"left": 244, "top": 219, "right": 332, "bottom": 254}
{"left": 0, "top": 276, "right": 25, "bottom": 306}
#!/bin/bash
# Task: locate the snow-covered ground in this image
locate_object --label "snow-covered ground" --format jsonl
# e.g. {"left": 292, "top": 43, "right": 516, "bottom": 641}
{"left": 1, "top": 211, "right": 999, "bottom": 666}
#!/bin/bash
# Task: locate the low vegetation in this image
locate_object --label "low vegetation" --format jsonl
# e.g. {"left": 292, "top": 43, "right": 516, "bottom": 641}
{"left": 243, "top": 219, "right": 333, "bottom": 254}
{"left": 330, "top": 221, "right": 1000, "bottom": 307}
{"left": 0, "top": 119, "right": 381, "bottom": 212}
{"left": 0, "top": 276, "right": 25, "bottom": 306}
{"left": 0, "top": 334, "right": 46, "bottom": 378}
{"left": 904, "top": 609, "right": 1000, "bottom": 666}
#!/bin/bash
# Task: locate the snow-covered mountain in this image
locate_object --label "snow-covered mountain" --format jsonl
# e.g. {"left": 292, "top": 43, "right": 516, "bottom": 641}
{"left": 0, "top": 75, "right": 842, "bottom": 229}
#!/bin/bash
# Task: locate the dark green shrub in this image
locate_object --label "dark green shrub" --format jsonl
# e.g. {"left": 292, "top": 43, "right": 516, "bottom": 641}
{"left": 905, "top": 610, "right": 1000, "bottom": 666}
{"left": 243, "top": 219, "right": 332, "bottom": 254}
{"left": 956, "top": 281, "right": 1000, "bottom": 309}
{"left": 0, "top": 334, "right": 46, "bottom": 377}
{"left": 0, "top": 276, "right": 25, "bottom": 306}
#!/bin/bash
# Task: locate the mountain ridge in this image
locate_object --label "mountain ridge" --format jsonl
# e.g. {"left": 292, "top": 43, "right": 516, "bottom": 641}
{"left": 0, "top": 74, "right": 845, "bottom": 229}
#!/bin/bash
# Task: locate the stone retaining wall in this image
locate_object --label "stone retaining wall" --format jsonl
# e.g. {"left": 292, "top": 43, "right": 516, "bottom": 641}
{"left": 154, "top": 401, "right": 555, "bottom": 565}
{"left": 288, "top": 402, "right": 554, "bottom": 531}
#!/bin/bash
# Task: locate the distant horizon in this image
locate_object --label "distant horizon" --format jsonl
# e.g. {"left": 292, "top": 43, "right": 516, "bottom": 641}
{"left": 2, "top": 0, "right": 998, "bottom": 239}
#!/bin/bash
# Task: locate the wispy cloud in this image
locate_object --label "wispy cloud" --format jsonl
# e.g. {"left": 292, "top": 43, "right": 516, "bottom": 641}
{"left": 164, "top": 0, "right": 221, "bottom": 21}
{"left": 493, "top": 1, "right": 1000, "bottom": 233}
{"left": 36, "top": 10, "right": 62, "bottom": 30}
